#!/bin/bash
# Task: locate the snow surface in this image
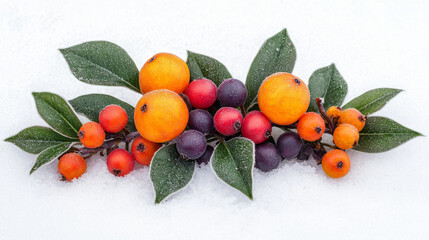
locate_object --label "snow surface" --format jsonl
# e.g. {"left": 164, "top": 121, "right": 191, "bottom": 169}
{"left": 1, "top": 0, "right": 429, "bottom": 239}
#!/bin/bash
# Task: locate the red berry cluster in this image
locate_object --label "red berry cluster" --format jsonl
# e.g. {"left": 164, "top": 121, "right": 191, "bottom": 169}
{"left": 58, "top": 105, "right": 161, "bottom": 181}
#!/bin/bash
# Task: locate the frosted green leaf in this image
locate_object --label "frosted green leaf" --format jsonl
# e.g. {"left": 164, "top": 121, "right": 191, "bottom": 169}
{"left": 30, "top": 142, "right": 74, "bottom": 174}
{"left": 245, "top": 28, "right": 296, "bottom": 111}
{"left": 211, "top": 137, "right": 254, "bottom": 200}
{"left": 60, "top": 41, "right": 140, "bottom": 92}
{"left": 343, "top": 88, "right": 403, "bottom": 115}
{"left": 186, "top": 51, "right": 232, "bottom": 86}
{"left": 354, "top": 116, "right": 422, "bottom": 153}
{"left": 150, "top": 144, "right": 195, "bottom": 204}
{"left": 5, "top": 126, "right": 76, "bottom": 154}
{"left": 33, "top": 92, "right": 82, "bottom": 139}
{"left": 308, "top": 64, "right": 348, "bottom": 113}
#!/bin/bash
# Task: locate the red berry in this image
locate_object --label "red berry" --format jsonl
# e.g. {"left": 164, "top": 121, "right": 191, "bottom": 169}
{"left": 184, "top": 78, "right": 217, "bottom": 109}
{"left": 241, "top": 111, "right": 272, "bottom": 144}
{"left": 106, "top": 149, "right": 135, "bottom": 177}
{"left": 214, "top": 107, "right": 243, "bottom": 136}
{"left": 99, "top": 105, "right": 128, "bottom": 133}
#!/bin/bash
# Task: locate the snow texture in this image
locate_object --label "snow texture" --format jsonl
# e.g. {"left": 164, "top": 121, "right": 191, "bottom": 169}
{"left": 1, "top": 0, "right": 429, "bottom": 239}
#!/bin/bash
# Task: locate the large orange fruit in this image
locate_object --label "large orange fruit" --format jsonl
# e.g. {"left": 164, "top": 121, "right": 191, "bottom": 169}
{"left": 134, "top": 89, "right": 189, "bottom": 143}
{"left": 258, "top": 72, "right": 310, "bottom": 125}
{"left": 139, "top": 53, "right": 190, "bottom": 94}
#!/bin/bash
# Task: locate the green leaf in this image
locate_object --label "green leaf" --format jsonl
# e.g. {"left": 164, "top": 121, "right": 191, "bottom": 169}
{"left": 150, "top": 144, "right": 195, "bottom": 204}
{"left": 186, "top": 51, "right": 232, "bottom": 86}
{"left": 211, "top": 137, "right": 254, "bottom": 200}
{"left": 5, "top": 126, "right": 76, "bottom": 154}
{"left": 33, "top": 92, "right": 82, "bottom": 139}
{"left": 244, "top": 28, "right": 296, "bottom": 110}
{"left": 60, "top": 41, "right": 140, "bottom": 93}
{"left": 308, "top": 64, "right": 348, "bottom": 112}
{"left": 30, "top": 142, "right": 74, "bottom": 174}
{"left": 354, "top": 116, "right": 422, "bottom": 153}
{"left": 69, "top": 94, "right": 137, "bottom": 132}
{"left": 342, "top": 88, "right": 403, "bottom": 115}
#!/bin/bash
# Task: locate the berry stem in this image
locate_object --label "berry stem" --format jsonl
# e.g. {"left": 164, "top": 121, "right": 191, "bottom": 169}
{"left": 240, "top": 105, "right": 247, "bottom": 116}
{"left": 315, "top": 98, "right": 335, "bottom": 134}
{"left": 320, "top": 142, "right": 336, "bottom": 149}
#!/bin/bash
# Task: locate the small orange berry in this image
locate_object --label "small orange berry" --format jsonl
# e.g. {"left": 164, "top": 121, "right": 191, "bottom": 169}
{"left": 297, "top": 112, "right": 325, "bottom": 141}
{"left": 58, "top": 153, "right": 87, "bottom": 181}
{"left": 99, "top": 105, "right": 128, "bottom": 133}
{"left": 78, "top": 122, "right": 105, "bottom": 148}
{"left": 322, "top": 149, "right": 350, "bottom": 178}
{"left": 131, "top": 136, "right": 162, "bottom": 165}
{"left": 333, "top": 123, "right": 359, "bottom": 150}
{"left": 339, "top": 108, "right": 366, "bottom": 131}
{"left": 326, "top": 106, "right": 342, "bottom": 120}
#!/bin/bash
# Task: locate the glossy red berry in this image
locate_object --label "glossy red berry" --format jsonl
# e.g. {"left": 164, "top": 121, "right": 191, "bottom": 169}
{"left": 106, "top": 149, "right": 135, "bottom": 177}
{"left": 213, "top": 107, "right": 243, "bottom": 136}
{"left": 241, "top": 111, "right": 272, "bottom": 144}
{"left": 99, "top": 105, "right": 128, "bottom": 133}
{"left": 184, "top": 78, "right": 217, "bottom": 109}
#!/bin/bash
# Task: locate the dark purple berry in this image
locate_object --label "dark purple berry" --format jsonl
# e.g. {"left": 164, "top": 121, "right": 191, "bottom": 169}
{"left": 217, "top": 78, "right": 247, "bottom": 108}
{"left": 176, "top": 130, "right": 207, "bottom": 160}
{"left": 255, "top": 142, "right": 282, "bottom": 172}
{"left": 277, "top": 132, "right": 303, "bottom": 159}
{"left": 188, "top": 109, "right": 215, "bottom": 135}
{"left": 196, "top": 145, "right": 214, "bottom": 165}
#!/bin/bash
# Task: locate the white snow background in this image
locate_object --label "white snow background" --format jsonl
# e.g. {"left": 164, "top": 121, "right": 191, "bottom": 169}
{"left": 1, "top": 0, "right": 429, "bottom": 239}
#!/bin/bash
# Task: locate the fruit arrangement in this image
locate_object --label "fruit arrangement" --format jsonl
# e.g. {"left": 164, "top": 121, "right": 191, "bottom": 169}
{"left": 5, "top": 29, "right": 422, "bottom": 203}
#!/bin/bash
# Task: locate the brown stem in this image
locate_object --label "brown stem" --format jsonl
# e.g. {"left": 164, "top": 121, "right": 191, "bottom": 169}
{"left": 315, "top": 98, "right": 335, "bottom": 134}
{"left": 240, "top": 105, "right": 247, "bottom": 116}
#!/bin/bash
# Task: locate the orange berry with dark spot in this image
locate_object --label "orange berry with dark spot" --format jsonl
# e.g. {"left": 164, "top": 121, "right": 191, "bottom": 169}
{"left": 139, "top": 53, "right": 190, "bottom": 94}
{"left": 322, "top": 149, "right": 350, "bottom": 178}
{"left": 339, "top": 108, "right": 366, "bottom": 131}
{"left": 58, "top": 153, "right": 87, "bottom": 181}
{"left": 131, "top": 136, "right": 162, "bottom": 166}
{"left": 78, "top": 122, "right": 105, "bottom": 148}
{"left": 134, "top": 89, "right": 189, "bottom": 143}
{"left": 326, "top": 106, "right": 342, "bottom": 120}
{"left": 258, "top": 73, "right": 310, "bottom": 125}
{"left": 99, "top": 105, "right": 128, "bottom": 133}
{"left": 297, "top": 112, "right": 325, "bottom": 141}
{"left": 333, "top": 123, "right": 359, "bottom": 150}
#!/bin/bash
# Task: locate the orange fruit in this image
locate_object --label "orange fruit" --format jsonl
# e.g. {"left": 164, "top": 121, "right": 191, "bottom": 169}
{"left": 78, "top": 122, "right": 105, "bottom": 148}
{"left": 322, "top": 149, "right": 350, "bottom": 178}
{"left": 339, "top": 108, "right": 366, "bottom": 131}
{"left": 258, "top": 72, "right": 310, "bottom": 125}
{"left": 134, "top": 89, "right": 189, "bottom": 143}
{"left": 131, "top": 136, "right": 162, "bottom": 165}
{"left": 326, "top": 106, "right": 342, "bottom": 120}
{"left": 333, "top": 123, "right": 359, "bottom": 150}
{"left": 297, "top": 112, "right": 325, "bottom": 141}
{"left": 58, "top": 153, "right": 87, "bottom": 181}
{"left": 139, "top": 53, "right": 190, "bottom": 94}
